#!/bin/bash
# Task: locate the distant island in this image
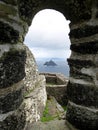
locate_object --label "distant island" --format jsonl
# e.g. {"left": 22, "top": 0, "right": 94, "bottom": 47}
{"left": 44, "top": 60, "right": 57, "bottom": 66}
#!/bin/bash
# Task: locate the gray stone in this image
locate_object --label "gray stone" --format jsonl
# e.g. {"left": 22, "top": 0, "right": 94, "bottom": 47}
{"left": 26, "top": 120, "right": 78, "bottom": 130}
{"left": 0, "top": 0, "right": 98, "bottom": 130}
{"left": 0, "top": 48, "right": 26, "bottom": 88}
{"left": 66, "top": 102, "right": 98, "bottom": 130}
{"left": 0, "top": 87, "right": 23, "bottom": 114}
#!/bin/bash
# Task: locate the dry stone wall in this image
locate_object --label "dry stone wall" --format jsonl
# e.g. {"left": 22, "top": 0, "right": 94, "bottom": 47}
{"left": 0, "top": 1, "right": 47, "bottom": 129}
{"left": 41, "top": 73, "right": 68, "bottom": 105}
{"left": 0, "top": 0, "right": 98, "bottom": 130}
{"left": 66, "top": 1, "right": 98, "bottom": 130}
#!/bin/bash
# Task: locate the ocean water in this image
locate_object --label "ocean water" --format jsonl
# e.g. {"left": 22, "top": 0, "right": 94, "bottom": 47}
{"left": 36, "top": 59, "right": 69, "bottom": 77}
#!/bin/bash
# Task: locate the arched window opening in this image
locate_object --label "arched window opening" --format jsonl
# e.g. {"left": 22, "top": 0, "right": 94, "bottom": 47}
{"left": 25, "top": 9, "right": 71, "bottom": 77}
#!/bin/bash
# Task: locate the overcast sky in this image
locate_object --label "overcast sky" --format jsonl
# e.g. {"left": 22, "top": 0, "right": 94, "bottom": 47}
{"left": 24, "top": 9, "right": 71, "bottom": 59}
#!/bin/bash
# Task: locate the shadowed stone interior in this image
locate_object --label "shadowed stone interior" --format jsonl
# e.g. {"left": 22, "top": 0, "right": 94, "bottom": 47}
{"left": 0, "top": 0, "right": 98, "bottom": 130}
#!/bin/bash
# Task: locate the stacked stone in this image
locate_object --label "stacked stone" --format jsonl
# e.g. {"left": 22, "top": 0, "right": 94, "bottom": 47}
{"left": 1, "top": 0, "right": 98, "bottom": 130}
{"left": 66, "top": 1, "right": 98, "bottom": 130}
{"left": 0, "top": 1, "right": 47, "bottom": 130}
{"left": 0, "top": 0, "right": 28, "bottom": 129}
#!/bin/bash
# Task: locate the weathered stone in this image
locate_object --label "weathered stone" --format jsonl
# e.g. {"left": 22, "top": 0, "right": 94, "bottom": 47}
{"left": 17, "top": 0, "right": 42, "bottom": 25}
{"left": 0, "top": 0, "right": 98, "bottom": 130}
{"left": 45, "top": 74, "right": 57, "bottom": 84}
{"left": 69, "top": 25, "right": 98, "bottom": 39}
{"left": 41, "top": 73, "right": 68, "bottom": 85}
{"left": 0, "top": 105, "right": 26, "bottom": 130}
{"left": 70, "top": 41, "right": 98, "bottom": 54}
{"left": 0, "top": 0, "right": 17, "bottom": 5}
{"left": 17, "top": 0, "right": 92, "bottom": 25}
{"left": 23, "top": 45, "right": 38, "bottom": 93}
{"left": 46, "top": 85, "right": 68, "bottom": 106}
{"left": 23, "top": 46, "right": 47, "bottom": 124}
{"left": 42, "top": 73, "right": 68, "bottom": 105}
{"left": 0, "top": 48, "right": 26, "bottom": 88}
{"left": 66, "top": 102, "right": 98, "bottom": 130}
{"left": 24, "top": 75, "right": 47, "bottom": 123}
{"left": 64, "top": 0, "right": 92, "bottom": 23}
{"left": 0, "top": 2, "right": 17, "bottom": 16}
{"left": 67, "top": 82, "right": 98, "bottom": 108}
{"left": 0, "top": 88, "right": 23, "bottom": 114}
{"left": 70, "top": 68, "right": 93, "bottom": 81}
{"left": 67, "top": 58, "right": 95, "bottom": 69}
{"left": 0, "top": 21, "right": 19, "bottom": 44}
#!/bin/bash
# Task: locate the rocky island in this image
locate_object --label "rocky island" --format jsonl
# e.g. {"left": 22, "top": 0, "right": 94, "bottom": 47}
{"left": 44, "top": 60, "right": 57, "bottom": 66}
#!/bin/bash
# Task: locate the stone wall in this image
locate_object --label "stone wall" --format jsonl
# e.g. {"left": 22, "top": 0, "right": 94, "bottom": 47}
{"left": 23, "top": 46, "right": 47, "bottom": 126}
{"left": 0, "top": 0, "right": 47, "bottom": 129}
{"left": 40, "top": 73, "right": 68, "bottom": 85}
{"left": 41, "top": 73, "right": 68, "bottom": 105}
{"left": 66, "top": 1, "right": 98, "bottom": 129}
{"left": 0, "top": 0, "right": 98, "bottom": 130}
{"left": 0, "top": 43, "right": 47, "bottom": 130}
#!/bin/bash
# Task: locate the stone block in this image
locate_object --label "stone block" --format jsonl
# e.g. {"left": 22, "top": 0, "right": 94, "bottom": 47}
{"left": 0, "top": 48, "right": 26, "bottom": 88}
{"left": 46, "top": 85, "right": 68, "bottom": 106}
{"left": 70, "top": 41, "right": 98, "bottom": 54}
{"left": 0, "top": 87, "right": 23, "bottom": 114}
{"left": 0, "top": 103, "right": 26, "bottom": 130}
{"left": 67, "top": 82, "right": 98, "bottom": 108}
{"left": 0, "top": 21, "right": 19, "bottom": 44}
{"left": 69, "top": 25, "right": 98, "bottom": 39}
{"left": 70, "top": 67, "right": 93, "bottom": 82}
{"left": 66, "top": 102, "right": 98, "bottom": 130}
{"left": 67, "top": 58, "right": 95, "bottom": 69}
{"left": 0, "top": 0, "right": 17, "bottom": 5}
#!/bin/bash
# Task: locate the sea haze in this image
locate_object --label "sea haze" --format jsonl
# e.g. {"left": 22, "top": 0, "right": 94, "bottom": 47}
{"left": 36, "top": 58, "right": 69, "bottom": 77}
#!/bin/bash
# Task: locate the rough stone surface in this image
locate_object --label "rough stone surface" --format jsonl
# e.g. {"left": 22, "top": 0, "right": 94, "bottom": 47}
{"left": 1, "top": 0, "right": 98, "bottom": 130}
{"left": 66, "top": 102, "right": 98, "bottom": 130}
{"left": 24, "top": 75, "right": 47, "bottom": 124}
{"left": 67, "top": 82, "right": 98, "bottom": 108}
{"left": 69, "top": 25, "right": 98, "bottom": 38}
{"left": 41, "top": 73, "right": 68, "bottom": 105}
{"left": 0, "top": 45, "right": 47, "bottom": 129}
{"left": 70, "top": 41, "right": 98, "bottom": 54}
{"left": 21, "top": 45, "right": 47, "bottom": 125}
{"left": 0, "top": 87, "right": 23, "bottom": 114}
{"left": 0, "top": 21, "right": 19, "bottom": 44}
{"left": 23, "top": 45, "right": 38, "bottom": 93}
{"left": 0, "top": 48, "right": 26, "bottom": 88}
{"left": 46, "top": 85, "right": 68, "bottom": 106}
{"left": 41, "top": 73, "right": 68, "bottom": 85}
{"left": 26, "top": 120, "right": 78, "bottom": 130}
{"left": 0, "top": 103, "right": 26, "bottom": 130}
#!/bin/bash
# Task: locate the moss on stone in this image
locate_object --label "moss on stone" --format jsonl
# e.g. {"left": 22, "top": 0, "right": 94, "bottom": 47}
{"left": 0, "top": 87, "right": 23, "bottom": 113}
{"left": 41, "top": 100, "right": 58, "bottom": 122}
{"left": 0, "top": 3, "right": 17, "bottom": 16}
{"left": 0, "top": 0, "right": 17, "bottom": 5}
{"left": 0, "top": 21, "right": 19, "bottom": 44}
{"left": 0, "top": 48, "right": 26, "bottom": 88}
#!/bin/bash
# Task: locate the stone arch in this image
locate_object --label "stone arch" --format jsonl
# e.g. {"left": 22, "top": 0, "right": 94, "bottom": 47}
{"left": 0, "top": 0, "right": 98, "bottom": 130}
{"left": 25, "top": 8, "right": 71, "bottom": 76}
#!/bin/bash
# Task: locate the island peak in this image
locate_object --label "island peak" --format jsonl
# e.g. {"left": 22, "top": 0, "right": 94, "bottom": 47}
{"left": 44, "top": 60, "right": 57, "bottom": 66}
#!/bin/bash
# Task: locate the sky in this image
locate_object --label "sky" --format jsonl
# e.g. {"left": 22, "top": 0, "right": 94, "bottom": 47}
{"left": 24, "top": 9, "right": 71, "bottom": 59}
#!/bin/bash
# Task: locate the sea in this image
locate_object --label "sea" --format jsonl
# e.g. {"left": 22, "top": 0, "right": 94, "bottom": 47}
{"left": 36, "top": 58, "right": 69, "bottom": 77}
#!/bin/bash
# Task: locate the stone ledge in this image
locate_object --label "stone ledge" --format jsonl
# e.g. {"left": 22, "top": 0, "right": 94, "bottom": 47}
{"left": 0, "top": 87, "right": 23, "bottom": 114}
{"left": 40, "top": 73, "right": 68, "bottom": 85}
{"left": 67, "top": 82, "right": 98, "bottom": 108}
{"left": 69, "top": 25, "right": 98, "bottom": 39}
{"left": 41, "top": 73, "right": 68, "bottom": 106}
{"left": 66, "top": 101, "right": 98, "bottom": 130}
{"left": 0, "top": 48, "right": 26, "bottom": 88}
{"left": 0, "top": 102, "right": 26, "bottom": 130}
